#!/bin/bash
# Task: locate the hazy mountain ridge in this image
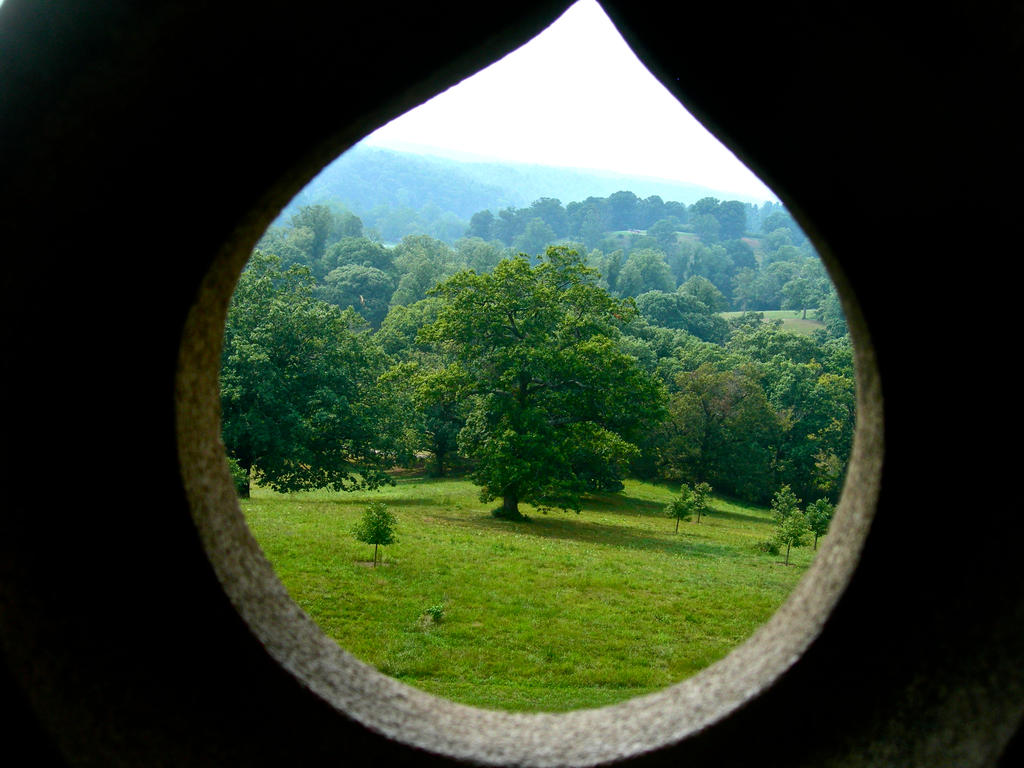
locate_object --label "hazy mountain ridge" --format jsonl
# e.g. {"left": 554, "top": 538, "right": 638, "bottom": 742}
{"left": 285, "top": 144, "right": 775, "bottom": 224}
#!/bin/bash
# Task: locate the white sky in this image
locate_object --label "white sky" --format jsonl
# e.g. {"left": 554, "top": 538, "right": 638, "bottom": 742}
{"left": 362, "top": 0, "right": 776, "bottom": 202}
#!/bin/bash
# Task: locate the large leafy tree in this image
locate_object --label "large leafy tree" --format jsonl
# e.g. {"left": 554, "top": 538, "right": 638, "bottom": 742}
{"left": 389, "top": 235, "right": 465, "bottom": 306}
{"left": 761, "top": 357, "right": 854, "bottom": 503}
{"left": 513, "top": 217, "right": 557, "bottom": 259}
{"left": 220, "top": 251, "right": 395, "bottom": 496}
{"left": 607, "top": 190, "right": 640, "bottom": 230}
{"left": 289, "top": 204, "right": 334, "bottom": 270}
{"left": 616, "top": 248, "right": 675, "bottom": 297}
{"left": 466, "top": 210, "right": 496, "bottom": 240}
{"left": 716, "top": 200, "right": 748, "bottom": 240}
{"left": 379, "top": 360, "right": 471, "bottom": 477}
{"left": 649, "top": 364, "right": 778, "bottom": 503}
{"left": 377, "top": 296, "right": 472, "bottom": 477}
{"left": 323, "top": 236, "right": 393, "bottom": 274}
{"left": 317, "top": 263, "right": 395, "bottom": 327}
{"left": 781, "top": 276, "right": 817, "bottom": 319}
{"left": 634, "top": 290, "right": 728, "bottom": 343}
{"left": 421, "top": 247, "right": 666, "bottom": 518}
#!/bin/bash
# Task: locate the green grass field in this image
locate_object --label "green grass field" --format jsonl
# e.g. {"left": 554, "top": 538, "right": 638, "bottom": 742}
{"left": 721, "top": 309, "right": 824, "bottom": 335}
{"left": 241, "top": 476, "right": 814, "bottom": 712}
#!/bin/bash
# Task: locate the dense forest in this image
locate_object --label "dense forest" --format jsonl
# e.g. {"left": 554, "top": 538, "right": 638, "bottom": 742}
{"left": 280, "top": 145, "right": 771, "bottom": 244}
{"left": 224, "top": 186, "right": 853, "bottom": 515}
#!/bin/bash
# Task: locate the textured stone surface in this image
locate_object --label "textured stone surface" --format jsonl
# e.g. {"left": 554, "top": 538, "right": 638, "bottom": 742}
{"left": 2, "top": 1, "right": 1022, "bottom": 765}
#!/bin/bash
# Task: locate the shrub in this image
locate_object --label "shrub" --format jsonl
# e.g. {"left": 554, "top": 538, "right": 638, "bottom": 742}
{"left": 226, "top": 456, "right": 248, "bottom": 496}
{"left": 755, "top": 539, "right": 780, "bottom": 555}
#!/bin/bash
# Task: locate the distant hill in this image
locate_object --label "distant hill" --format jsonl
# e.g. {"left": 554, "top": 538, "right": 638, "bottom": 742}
{"left": 288, "top": 146, "right": 520, "bottom": 220}
{"left": 284, "top": 143, "right": 774, "bottom": 224}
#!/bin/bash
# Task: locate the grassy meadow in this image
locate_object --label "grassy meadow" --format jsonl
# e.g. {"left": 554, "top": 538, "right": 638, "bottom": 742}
{"left": 241, "top": 475, "right": 815, "bottom": 712}
{"left": 720, "top": 308, "right": 825, "bottom": 335}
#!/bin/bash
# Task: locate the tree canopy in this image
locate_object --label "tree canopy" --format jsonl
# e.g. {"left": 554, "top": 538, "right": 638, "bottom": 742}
{"left": 420, "top": 246, "right": 666, "bottom": 517}
{"left": 229, "top": 184, "right": 853, "bottom": 513}
{"left": 220, "top": 251, "right": 396, "bottom": 496}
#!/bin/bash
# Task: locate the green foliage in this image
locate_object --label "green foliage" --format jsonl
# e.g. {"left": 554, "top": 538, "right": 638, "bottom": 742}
{"left": 692, "top": 482, "right": 713, "bottom": 523}
{"left": 649, "top": 365, "right": 777, "bottom": 502}
{"left": 323, "top": 236, "right": 392, "bottom": 273}
{"left": 421, "top": 247, "right": 666, "bottom": 518}
{"left": 388, "top": 235, "right": 466, "bottom": 306}
{"left": 226, "top": 455, "right": 249, "bottom": 496}
{"left": 806, "top": 498, "right": 835, "bottom": 548}
{"left": 769, "top": 484, "right": 809, "bottom": 564}
{"left": 512, "top": 217, "right": 557, "bottom": 257}
{"left": 716, "top": 201, "right": 748, "bottom": 240}
{"left": 616, "top": 248, "right": 675, "bottom": 297}
{"left": 254, "top": 204, "right": 366, "bottom": 279}
{"left": 770, "top": 484, "right": 802, "bottom": 521}
{"left": 818, "top": 286, "right": 849, "bottom": 338}
{"left": 220, "top": 251, "right": 397, "bottom": 495}
{"left": 379, "top": 360, "right": 472, "bottom": 477}
{"left": 352, "top": 501, "right": 398, "bottom": 566}
{"left": 289, "top": 204, "right": 334, "bottom": 268}
{"left": 754, "top": 539, "right": 781, "bottom": 555}
{"left": 375, "top": 297, "right": 442, "bottom": 358}
{"left": 773, "top": 510, "right": 811, "bottom": 565}
{"left": 455, "top": 236, "right": 509, "bottom": 272}
{"left": 692, "top": 213, "right": 721, "bottom": 243}
{"left": 679, "top": 275, "right": 729, "bottom": 313}
{"left": 665, "top": 491, "right": 693, "bottom": 530}
{"left": 634, "top": 289, "right": 728, "bottom": 343}
{"left": 244, "top": 180, "right": 850, "bottom": 513}
{"left": 424, "top": 603, "right": 445, "bottom": 623}
{"left": 689, "top": 243, "right": 735, "bottom": 297}
{"left": 317, "top": 263, "right": 395, "bottom": 327}
{"left": 665, "top": 481, "right": 713, "bottom": 531}
{"left": 648, "top": 216, "right": 681, "bottom": 248}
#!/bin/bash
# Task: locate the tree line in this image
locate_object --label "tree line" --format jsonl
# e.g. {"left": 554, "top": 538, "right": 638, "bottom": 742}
{"left": 224, "top": 198, "right": 854, "bottom": 514}
{"left": 282, "top": 145, "right": 763, "bottom": 244}
{"left": 257, "top": 191, "right": 844, "bottom": 335}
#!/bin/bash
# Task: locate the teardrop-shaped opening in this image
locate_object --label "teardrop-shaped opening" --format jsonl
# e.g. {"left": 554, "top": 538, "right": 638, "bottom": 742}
{"left": 207, "top": 0, "right": 863, "bottom": 725}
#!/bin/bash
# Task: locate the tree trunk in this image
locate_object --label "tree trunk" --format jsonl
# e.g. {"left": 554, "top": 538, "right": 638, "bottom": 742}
{"left": 373, "top": 543, "right": 379, "bottom": 567}
{"left": 675, "top": 516, "right": 680, "bottom": 533}
{"left": 495, "top": 484, "right": 523, "bottom": 520}
{"left": 502, "top": 491, "right": 519, "bottom": 518}
{"left": 785, "top": 541, "right": 792, "bottom": 565}
{"left": 432, "top": 451, "right": 445, "bottom": 478}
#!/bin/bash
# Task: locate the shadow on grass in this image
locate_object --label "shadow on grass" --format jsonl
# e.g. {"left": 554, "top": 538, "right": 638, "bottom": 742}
{"left": 435, "top": 512, "right": 735, "bottom": 559}
{"left": 579, "top": 493, "right": 666, "bottom": 517}
{"left": 245, "top": 493, "right": 472, "bottom": 509}
{"left": 705, "top": 507, "right": 769, "bottom": 526}
{"left": 354, "top": 496, "right": 467, "bottom": 508}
